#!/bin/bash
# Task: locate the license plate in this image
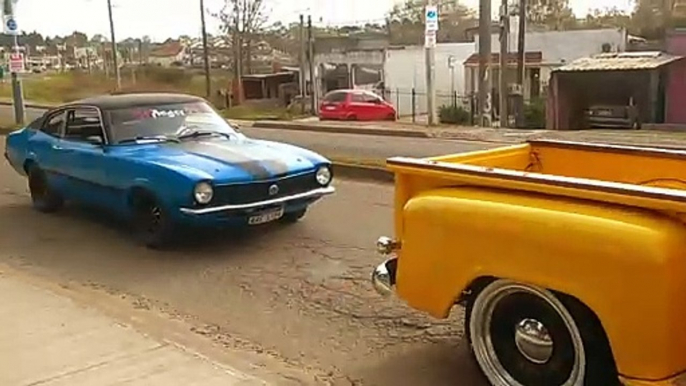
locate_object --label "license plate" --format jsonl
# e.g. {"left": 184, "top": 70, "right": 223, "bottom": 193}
{"left": 597, "top": 110, "right": 612, "bottom": 116}
{"left": 248, "top": 207, "right": 284, "bottom": 225}
{"left": 325, "top": 106, "right": 335, "bottom": 110}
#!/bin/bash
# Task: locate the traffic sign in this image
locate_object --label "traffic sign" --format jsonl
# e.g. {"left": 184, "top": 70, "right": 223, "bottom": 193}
{"left": 9, "top": 52, "right": 24, "bottom": 73}
{"left": 424, "top": 30, "right": 437, "bottom": 48}
{"left": 3, "top": 15, "right": 17, "bottom": 35}
{"left": 425, "top": 5, "right": 438, "bottom": 32}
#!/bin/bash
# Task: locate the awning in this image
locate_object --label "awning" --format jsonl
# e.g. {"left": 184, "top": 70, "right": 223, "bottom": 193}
{"left": 553, "top": 51, "right": 684, "bottom": 73}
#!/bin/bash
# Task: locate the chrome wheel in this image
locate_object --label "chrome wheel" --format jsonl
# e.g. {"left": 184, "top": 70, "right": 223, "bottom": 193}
{"left": 469, "top": 280, "right": 586, "bottom": 386}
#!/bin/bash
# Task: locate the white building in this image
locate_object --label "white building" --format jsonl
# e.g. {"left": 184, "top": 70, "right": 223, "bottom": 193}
{"left": 384, "top": 43, "right": 475, "bottom": 116}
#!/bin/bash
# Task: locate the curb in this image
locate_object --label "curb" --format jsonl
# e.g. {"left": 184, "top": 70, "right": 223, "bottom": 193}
{"left": 332, "top": 162, "right": 393, "bottom": 183}
{"left": 253, "top": 120, "right": 429, "bottom": 139}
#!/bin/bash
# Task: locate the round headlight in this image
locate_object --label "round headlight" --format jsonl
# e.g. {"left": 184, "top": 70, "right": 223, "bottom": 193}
{"left": 194, "top": 182, "right": 213, "bottom": 204}
{"left": 315, "top": 165, "right": 332, "bottom": 186}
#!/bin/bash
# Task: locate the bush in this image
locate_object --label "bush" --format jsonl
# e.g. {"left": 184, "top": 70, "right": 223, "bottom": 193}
{"left": 524, "top": 97, "right": 546, "bottom": 129}
{"left": 439, "top": 104, "right": 470, "bottom": 125}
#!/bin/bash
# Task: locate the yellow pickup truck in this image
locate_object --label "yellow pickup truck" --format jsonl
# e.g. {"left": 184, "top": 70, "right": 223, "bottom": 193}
{"left": 371, "top": 140, "right": 686, "bottom": 386}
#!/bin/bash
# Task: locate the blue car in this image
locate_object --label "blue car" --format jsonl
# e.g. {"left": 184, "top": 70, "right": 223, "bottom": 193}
{"left": 3, "top": 93, "right": 335, "bottom": 248}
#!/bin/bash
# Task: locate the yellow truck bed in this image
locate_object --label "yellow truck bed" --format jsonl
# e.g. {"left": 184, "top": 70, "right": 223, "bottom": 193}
{"left": 379, "top": 139, "right": 686, "bottom": 385}
{"left": 388, "top": 139, "right": 686, "bottom": 220}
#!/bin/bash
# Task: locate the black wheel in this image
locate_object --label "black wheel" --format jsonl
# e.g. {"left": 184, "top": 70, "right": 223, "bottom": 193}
{"left": 346, "top": 114, "right": 357, "bottom": 121}
{"left": 632, "top": 120, "right": 641, "bottom": 130}
{"left": 131, "top": 193, "right": 176, "bottom": 249}
{"left": 28, "top": 165, "right": 63, "bottom": 213}
{"left": 465, "top": 279, "right": 618, "bottom": 386}
{"left": 280, "top": 208, "right": 307, "bottom": 224}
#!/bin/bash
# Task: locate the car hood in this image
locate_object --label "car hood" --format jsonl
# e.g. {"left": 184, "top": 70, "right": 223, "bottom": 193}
{"left": 120, "top": 137, "right": 328, "bottom": 182}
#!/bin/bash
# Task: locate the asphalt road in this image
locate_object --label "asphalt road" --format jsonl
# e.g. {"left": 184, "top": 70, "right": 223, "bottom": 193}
{"left": 0, "top": 139, "right": 491, "bottom": 385}
{"left": 8, "top": 105, "right": 500, "bottom": 162}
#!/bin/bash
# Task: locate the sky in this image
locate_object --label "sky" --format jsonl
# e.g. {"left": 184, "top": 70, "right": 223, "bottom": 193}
{"left": 12, "top": 0, "right": 636, "bottom": 42}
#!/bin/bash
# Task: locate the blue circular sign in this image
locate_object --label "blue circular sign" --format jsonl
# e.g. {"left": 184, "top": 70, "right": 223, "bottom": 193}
{"left": 426, "top": 10, "right": 437, "bottom": 19}
{"left": 6, "top": 18, "right": 16, "bottom": 31}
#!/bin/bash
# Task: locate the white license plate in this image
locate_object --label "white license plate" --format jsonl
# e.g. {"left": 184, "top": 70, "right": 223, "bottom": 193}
{"left": 248, "top": 208, "right": 284, "bottom": 225}
{"left": 325, "top": 106, "right": 335, "bottom": 110}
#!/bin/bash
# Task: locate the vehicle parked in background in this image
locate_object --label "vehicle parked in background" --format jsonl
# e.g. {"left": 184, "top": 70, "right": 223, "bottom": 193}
{"left": 319, "top": 89, "right": 396, "bottom": 121}
{"left": 3, "top": 93, "right": 335, "bottom": 248}
{"left": 585, "top": 98, "right": 640, "bottom": 130}
{"left": 372, "top": 140, "right": 686, "bottom": 386}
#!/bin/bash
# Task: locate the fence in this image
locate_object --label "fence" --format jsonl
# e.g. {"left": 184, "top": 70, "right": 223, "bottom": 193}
{"left": 382, "top": 88, "right": 476, "bottom": 124}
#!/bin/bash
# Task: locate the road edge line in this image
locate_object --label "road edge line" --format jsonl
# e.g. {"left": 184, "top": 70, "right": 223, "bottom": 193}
{"left": 332, "top": 162, "right": 393, "bottom": 183}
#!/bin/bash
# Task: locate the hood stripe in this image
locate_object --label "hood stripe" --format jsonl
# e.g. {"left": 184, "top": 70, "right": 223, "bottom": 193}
{"left": 242, "top": 140, "right": 291, "bottom": 176}
{"left": 174, "top": 141, "right": 272, "bottom": 180}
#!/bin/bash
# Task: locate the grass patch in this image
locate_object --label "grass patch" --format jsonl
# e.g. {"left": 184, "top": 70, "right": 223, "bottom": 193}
{"left": 0, "top": 68, "right": 232, "bottom": 105}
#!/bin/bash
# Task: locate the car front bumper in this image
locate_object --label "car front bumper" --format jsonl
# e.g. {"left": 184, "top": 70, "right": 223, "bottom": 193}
{"left": 371, "top": 236, "right": 401, "bottom": 296}
{"left": 176, "top": 186, "right": 335, "bottom": 226}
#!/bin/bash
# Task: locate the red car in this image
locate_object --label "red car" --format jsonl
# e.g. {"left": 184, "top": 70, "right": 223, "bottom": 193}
{"left": 319, "top": 89, "right": 397, "bottom": 121}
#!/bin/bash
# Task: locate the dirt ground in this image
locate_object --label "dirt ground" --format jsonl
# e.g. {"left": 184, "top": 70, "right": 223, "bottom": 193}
{"left": 0, "top": 141, "right": 488, "bottom": 386}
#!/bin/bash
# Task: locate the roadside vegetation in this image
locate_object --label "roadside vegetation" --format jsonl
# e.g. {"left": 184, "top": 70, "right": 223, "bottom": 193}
{"left": 0, "top": 68, "right": 301, "bottom": 121}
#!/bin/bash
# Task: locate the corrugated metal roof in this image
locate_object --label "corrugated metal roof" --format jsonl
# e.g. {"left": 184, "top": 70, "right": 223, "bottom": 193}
{"left": 553, "top": 51, "right": 683, "bottom": 72}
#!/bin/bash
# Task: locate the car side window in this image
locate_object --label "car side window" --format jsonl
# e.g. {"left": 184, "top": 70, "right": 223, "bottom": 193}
{"left": 351, "top": 93, "right": 365, "bottom": 103}
{"left": 40, "top": 111, "right": 65, "bottom": 137}
{"left": 362, "top": 93, "right": 382, "bottom": 103}
{"left": 64, "top": 108, "right": 104, "bottom": 143}
{"left": 323, "top": 92, "right": 346, "bottom": 103}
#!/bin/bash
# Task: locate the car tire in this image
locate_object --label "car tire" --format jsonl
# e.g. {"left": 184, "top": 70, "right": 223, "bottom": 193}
{"left": 28, "top": 165, "right": 63, "bottom": 213}
{"left": 632, "top": 120, "right": 641, "bottom": 130}
{"left": 280, "top": 208, "right": 307, "bottom": 224}
{"left": 131, "top": 192, "right": 176, "bottom": 249}
{"left": 386, "top": 113, "right": 396, "bottom": 121}
{"left": 465, "top": 279, "right": 618, "bottom": 386}
{"left": 346, "top": 114, "right": 357, "bottom": 121}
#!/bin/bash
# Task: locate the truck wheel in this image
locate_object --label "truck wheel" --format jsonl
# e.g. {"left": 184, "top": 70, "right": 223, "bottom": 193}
{"left": 466, "top": 279, "right": 618, "bottom": 386}
{"left": 28, "top": 166, "right": 63, "bottom": 213}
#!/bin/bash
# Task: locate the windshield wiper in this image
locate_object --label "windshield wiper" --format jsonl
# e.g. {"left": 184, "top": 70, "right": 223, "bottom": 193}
{"left": 118, "top": 135, "right": 180, "bottom": 144}
{"left": 177, "top": 130, "right": 233, "bottom": 140}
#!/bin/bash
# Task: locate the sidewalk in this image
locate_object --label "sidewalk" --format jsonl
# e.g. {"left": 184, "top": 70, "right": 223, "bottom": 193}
{"left": 0, "top": 273, "right": 269, "bottom": 386}
{"left": 255, "top": 119, "right": 686, "bottom": 149}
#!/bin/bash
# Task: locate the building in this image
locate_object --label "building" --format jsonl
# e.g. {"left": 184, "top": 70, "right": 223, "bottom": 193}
{"left": 148, "top": 41, "right": 185, "bottom": 67}
{"left": 547, "top": 51, "right": 685, "bottom": 130}
{"left": 385, "top": 43, "right": 475, "bottom": 116}
{"left": 464, "top": 25, "right": 629, "bottom": 101}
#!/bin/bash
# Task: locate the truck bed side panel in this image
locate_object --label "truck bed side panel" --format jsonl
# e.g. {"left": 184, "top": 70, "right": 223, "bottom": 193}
{"left": 395, "top": 187, "right": 686, "bottom": 381}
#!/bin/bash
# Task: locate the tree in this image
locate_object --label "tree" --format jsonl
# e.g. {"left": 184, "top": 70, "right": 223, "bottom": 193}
{"left": 216, "top": 0, "right": 268, "bottom": 75}
{"left": 524, "top": 0, "right": 577, "bottom": 30}
{"left": 387, "top": 0, "right": 477, "bottom": 44}
{"left": 583, "top": 7, "right": 631, "bottom": 30}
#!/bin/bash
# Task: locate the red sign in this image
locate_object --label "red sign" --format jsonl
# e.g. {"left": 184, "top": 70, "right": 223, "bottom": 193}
{"left": 9, "top": 52, "right": 23, "bottom": 73}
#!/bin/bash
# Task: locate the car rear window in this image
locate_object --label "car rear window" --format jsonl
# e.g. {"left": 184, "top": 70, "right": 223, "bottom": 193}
{"left": 323, "top": 92, "right": 347, "bottom": 103}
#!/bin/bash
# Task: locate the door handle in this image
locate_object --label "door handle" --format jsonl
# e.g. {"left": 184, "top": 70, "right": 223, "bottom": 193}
{"left": 52, "top": 145, "right": 63, "bottom": 150}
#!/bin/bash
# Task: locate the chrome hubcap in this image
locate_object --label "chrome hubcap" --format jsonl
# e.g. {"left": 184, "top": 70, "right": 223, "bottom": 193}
{"left": 514, "top": 318, "right": 554, "bottom": 364}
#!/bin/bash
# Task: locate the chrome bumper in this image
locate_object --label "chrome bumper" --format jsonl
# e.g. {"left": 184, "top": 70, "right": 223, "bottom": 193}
{"left": 371, "top": 236, "right": 401, "bottom": 296}
{"left": 179, "top": 186, "right": 335, "bottom": 215}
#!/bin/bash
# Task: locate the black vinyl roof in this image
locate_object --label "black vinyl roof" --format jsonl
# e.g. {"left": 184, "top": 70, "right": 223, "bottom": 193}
{"left": 67, "top": 93, "right": 206, "bottom": 110}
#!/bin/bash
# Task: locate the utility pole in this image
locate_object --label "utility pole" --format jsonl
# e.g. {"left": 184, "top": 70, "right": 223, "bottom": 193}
{"left": 515, "top": 0, "right": 526, "bottom": 128}
{"left": 478, "top": 0, "right": 492, "bottom": 127}
{"left": 307, "top": 15, "right": 316, "bottom": 114}
{"left": 233, "top": 0, "right": 243, "bottom": 105}
{"left": 498, "top": 0, "right": 509, "bottom": 127}
{"left": 425, "top": 1, "right": 437, "bottom": 126}
{"left": 299, "top": 14, "right": 306, "bottom": 114}
{"left": 107, "top": 0, "right": 121, "bottom": 90}
{"left": 200, "top": 0, "right": 211, "bottom": 98}
{"left": 5, "top": 0, "right": 24, "bottom": 125}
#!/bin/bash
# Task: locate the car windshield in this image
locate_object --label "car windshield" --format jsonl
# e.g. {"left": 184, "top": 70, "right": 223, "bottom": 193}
{"left": 108, "top": 101, "right": 238, "bottom": 144}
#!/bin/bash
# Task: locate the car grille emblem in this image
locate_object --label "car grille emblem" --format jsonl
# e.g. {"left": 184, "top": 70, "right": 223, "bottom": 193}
{"left": 268, "top": 184, "right": 279, "bottom": 196}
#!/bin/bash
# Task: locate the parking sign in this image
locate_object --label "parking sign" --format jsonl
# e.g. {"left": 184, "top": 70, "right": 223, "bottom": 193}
{"left": 425, "top": 5, "right": 438, "bottom": 32}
